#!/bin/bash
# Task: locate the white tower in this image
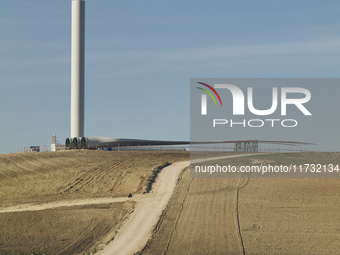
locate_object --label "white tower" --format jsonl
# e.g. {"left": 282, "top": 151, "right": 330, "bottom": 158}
{"left": 71, "top": 0, "right": 85, "bottom": 138}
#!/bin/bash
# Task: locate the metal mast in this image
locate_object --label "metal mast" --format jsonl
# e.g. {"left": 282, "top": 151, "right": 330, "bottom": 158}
{"left": 71, "top": 0, "right": 85, "bottom": 138}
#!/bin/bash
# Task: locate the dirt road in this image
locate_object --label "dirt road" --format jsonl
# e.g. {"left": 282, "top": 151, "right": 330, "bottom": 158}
{"left": 99, "top": 154, "right": 257, "bottom": 255}
{"left": 0, "top": 150, "right": 189, "bottom": 207}
{"left": 0, "top": 151, "right": 189, "bottom": 254}
{"left": 2, "top": 152, "right": 339, "bottom": 254}
{"left": 139, "top": 166, "right": 249, "bottom": 255}
{"left": 0, "top": 153, "right": 255, "bottom": 255}
{"left": 0, "top": 197, "right": 133, "bottom": 214}
{"left": 97, "top": 161, "right": 190, "bottom": 255}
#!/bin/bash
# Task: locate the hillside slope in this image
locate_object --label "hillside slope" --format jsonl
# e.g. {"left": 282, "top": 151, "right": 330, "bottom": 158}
{"left": 0, "top": 150, "right": 189, "bottom": 254}
{"left": 0, "top": 150, "right": 189, "bottom": 206}
{"left": 139, "top": 152, "right": 340, "bottom": 255}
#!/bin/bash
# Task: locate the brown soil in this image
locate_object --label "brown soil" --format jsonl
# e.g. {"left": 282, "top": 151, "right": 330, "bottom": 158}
{"left": 0, "top": 202, "right": 133, "bottom": 255}
{"left": 139, "top": 152, "right": 340, "bottom": 255}
{"left": 239, "top": 178, "right": 340, "bottom": 255}
{"left": 139, "top": 167, "right": 247, "bottom": 255}
{"left": 0, "top": 150, "right": 189, "bottom": 254}
{"left": 0, "top": 150, "right": 189, "bottom": 207}
{"left": 2, "top": 151, "right": 339, "bottom": 255}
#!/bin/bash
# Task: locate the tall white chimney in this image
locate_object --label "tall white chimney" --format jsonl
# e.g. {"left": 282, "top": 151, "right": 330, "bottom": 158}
{"left": 71, "top": 0, "right": 85, "bottom": 138}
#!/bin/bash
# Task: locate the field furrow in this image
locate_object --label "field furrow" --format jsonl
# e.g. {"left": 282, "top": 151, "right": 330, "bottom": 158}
{"left": 140, "top": 169, "right": 248, "bottom": 255}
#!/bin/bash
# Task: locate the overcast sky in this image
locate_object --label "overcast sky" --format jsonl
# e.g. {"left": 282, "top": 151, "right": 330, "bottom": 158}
{"left": 0, "top": 0, "right": 339, "bottom": 154}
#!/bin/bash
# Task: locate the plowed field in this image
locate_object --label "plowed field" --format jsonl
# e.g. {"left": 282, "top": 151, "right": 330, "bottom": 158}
{"left": 0, "top": 150, "right": 189, "bottom": 254}
{"left": 0, "top": 150, "right": 189, "bottom": 206}
{"left": 0, "top": 203, "right": 133, "bottom": 255}
{"left": 139, "top": 152, "right": 340, "bottom": 255}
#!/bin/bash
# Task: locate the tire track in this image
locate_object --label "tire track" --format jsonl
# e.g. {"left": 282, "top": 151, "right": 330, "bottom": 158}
{"left": 57, "top": 219, "right": 96, "bottom": 255}
{"left": 140, "top": 155, "right": 255, "bottom": 255}
{"left": 97, "top": 161, "right": 191, "bottom": 255}
{"left": 62, "top": 163, "right": 107, "bottom": 193}
{"left": 0, "top": 197, "right": 131, "bottom": 214}
{"left": 164, "top": 172, "right": 193, "bottom": 255}
{"left": 1, "top": 153, "right": 255, "bottom": 255}
{"left": 236, "top": 189, "right": 246, "bottom": 255}
{"left": 224, "top": 187, "right": 244, "bottom": 255}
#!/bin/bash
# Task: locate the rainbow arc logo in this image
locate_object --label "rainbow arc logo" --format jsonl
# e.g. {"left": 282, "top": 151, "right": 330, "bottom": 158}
{"left": 196, "top": 82, "right": 222, "bottom": 115}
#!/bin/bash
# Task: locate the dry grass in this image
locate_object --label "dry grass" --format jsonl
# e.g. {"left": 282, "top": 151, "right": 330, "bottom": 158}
{"left": 2, "top": 151, "right": 339, "bottom": 255}
{"left": 0, "top": 150, "right": 189, "bottom": 255}
{"left": 0, "top": 150, "right": 189, "bottom": 206}
{"left": 140, "top": 152, "right": 340, "bottom": 255}
{"left": 0, "top": 203, "right": 133, "bottom": 255}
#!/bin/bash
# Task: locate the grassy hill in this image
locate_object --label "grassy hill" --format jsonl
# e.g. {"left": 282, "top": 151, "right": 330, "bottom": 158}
{"left": 0, "top": 150, "right": 189, "bottom": 255}
{"left": 0, "top": 150, "right": 189, "bottom": 206}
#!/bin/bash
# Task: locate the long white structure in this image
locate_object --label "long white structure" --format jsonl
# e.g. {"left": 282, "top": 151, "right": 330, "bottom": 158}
{"left": 71, "top": 0, "right": 85, "bottom": 138}
{"left": 65, "top": 137, "right": 191, "bottom": 149}
{"left": 65, "top": 137, "right": 316, "bottom": 150}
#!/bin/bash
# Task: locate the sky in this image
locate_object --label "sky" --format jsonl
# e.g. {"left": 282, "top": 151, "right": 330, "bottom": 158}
{"left": 0, "top": 0, "right": 339, "bottom": 154}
